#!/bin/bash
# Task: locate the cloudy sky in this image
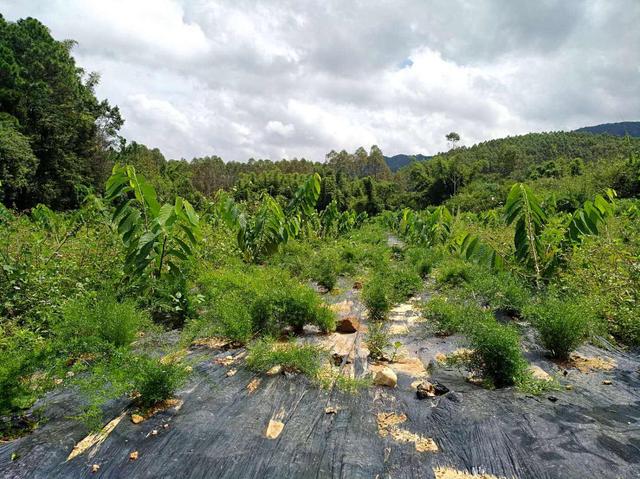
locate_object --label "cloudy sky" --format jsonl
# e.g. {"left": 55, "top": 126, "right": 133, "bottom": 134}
{"left": 2, "top": 1, "right": 639, "bottom": 161}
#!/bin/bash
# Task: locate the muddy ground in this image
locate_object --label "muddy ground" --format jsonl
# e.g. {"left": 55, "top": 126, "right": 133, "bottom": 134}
{"left": 1, "top": 275, "right": 639, "bottom": 478}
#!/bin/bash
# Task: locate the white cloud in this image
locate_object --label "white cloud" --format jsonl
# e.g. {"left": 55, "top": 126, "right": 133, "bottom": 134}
{"left": 1, "top": 0, "right": 638, "bottom": 161}
{"left": 266, "top": 120, "right": 295, "bottom": 137}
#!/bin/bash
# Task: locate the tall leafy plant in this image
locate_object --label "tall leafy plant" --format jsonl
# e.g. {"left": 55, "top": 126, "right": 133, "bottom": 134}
{"left": 218, "top": 173, "right": 321, "bottom": 262}
{"left": 504, "top": 183, "right": 547, "bottom": 285}
{"left": 105, "top": 164, "right": 200, "bottom": 281}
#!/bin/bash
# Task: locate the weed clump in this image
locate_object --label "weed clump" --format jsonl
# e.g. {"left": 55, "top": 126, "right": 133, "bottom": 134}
{"left": 435, "top": 259, "right": 472, "bottom": 287}
{"left": 55, "top": 296, "right": 151, "bottom": 353}
{"left": 366, "top": 321, "right": 390, "bottom": 360}
{"left": 310, "top": 249, "right": 339, "bottom": 291}
{"left": 246, "top": 338, "right": 325, "bottom": 378}
{"left": 468, "top": 321, "right": 526, "bottom": 388}
{"left": 423, "top": 296, "right": 488, "bottom": 336}
{"left": 467, "top": 269, "right": 530, "bottom": 316}
{"left": 525, "top": 296, "right": 592, "bottom": 359}
{"left": 362, "top": 276, "right": 391, "bottom": 321}
{"left": 132, "top": 356, "right": 189, "bottom": 408}
{"left": 194, "top": 267, "right": 336, "bottom": 343}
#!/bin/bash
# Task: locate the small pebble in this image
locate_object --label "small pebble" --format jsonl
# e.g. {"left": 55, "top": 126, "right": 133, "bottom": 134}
{"left": 602, "top": 380, "right": 612, "bottom": 385}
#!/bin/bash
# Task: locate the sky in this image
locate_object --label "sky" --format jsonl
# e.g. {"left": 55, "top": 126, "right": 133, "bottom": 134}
{"left": 2, "top": 0, "right": 639, "bottom": 162}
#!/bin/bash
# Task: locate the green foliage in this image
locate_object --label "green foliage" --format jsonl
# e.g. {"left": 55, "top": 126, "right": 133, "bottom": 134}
{"left": 310, "top": 249, "right": 339, "bottom": 291}
{"left": 524, "top": 296, "right": 592, "bottom": 359}
{"left": 54, "top": 296, "right": 151, "bottom": 353}
{"left": 362, "top": 275, "right": 391, "bottom": 321}
{"left": 467, "top": 269, "right": 530, "bottom": 316}
{"left": 386, "top": 263, "right": 423, "bottom": 302}
{"left": 504, "top": 183, "right": 547, "bottom": 283}
{"left": 468, "top": 321, "right": 526, "bottom": 388}
{"left": 246, "top": 338, "right": 325, "bottom": 378}
{"left": 435, "top": 258, "right": 473, "bottom": 287}
{"left": 0, "top": 327, "right": 46, "bottom": 416}
{"left": 399, "top": 206, "right": 453, "bottom": 246}
{"left": 193, "top": 266, "right": 335, "bottom": 343}
{"left": 0, "top": 16, "right": 122, "bottom": 209}
{"left": 131, "top": 356, "right": 189, "bottom": 409}
{"left": 0, "top": 122, "right": 38, "bottom": 206}
{"left": 106, "top": 164, "right": 200, "bottom": 282}
{"left": 423, "top": 296, "right": 488, "bottom": 336}
{"left": 218, "top": 173, "right": 320, "bottom": 262}
{"left": 366, "top": 321, "right": 390, "bottom": 360}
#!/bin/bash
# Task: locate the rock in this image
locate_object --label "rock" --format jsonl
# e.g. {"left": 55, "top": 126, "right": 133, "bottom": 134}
{"left": 528, "top": 365, "right": 551, "bottom": 381}
{"left": 353, "top": 281, "right": 363, "bottom": 290}
{"left": 336, "top": 316, "right": 359, "bottom": 333}
{"left": 91, "top": 464, "right": 100, "bottom": 473}
{"left": 602, "top": 379, "right": 612, "bottom": 385}
{"left": 129, "top": 451, "right": 139, "bottom": 461}
{"left": 266, "top": 365, "right": 282, "bottom": 376}
{"left": 226, "top": 368, "right": 237, "bottom": 377}
{"left": 565, "top": 384, "right": 573, "bottom": 391}
{"left": 332, "top": 353, "right": 345, "bottom": 366}
{"left": 373, "top": 367, "right": 397, "bottom": 388}
{"left": 416, "top": 380, "right": 449, "bottom": 399}
{"left": 131, "top": 414, "right": 144, "bottom": 424}
{"left": 324, "top": 406, "right": 338, "bottom": 414}
{"left": 265, "top": 419, "right": 284, "bottom": 439}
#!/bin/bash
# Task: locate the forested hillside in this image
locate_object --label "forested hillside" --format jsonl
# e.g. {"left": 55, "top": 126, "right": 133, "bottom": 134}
{"left": 1, "top": 14, "right": 640, "bottom": 479}
{"left": 576, "top": 121, "right": 640, "bottom": 137}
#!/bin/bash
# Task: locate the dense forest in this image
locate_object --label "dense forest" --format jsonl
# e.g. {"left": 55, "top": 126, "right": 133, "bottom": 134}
{"left": 1, "top": 14, "right": 640, "bottom": 478}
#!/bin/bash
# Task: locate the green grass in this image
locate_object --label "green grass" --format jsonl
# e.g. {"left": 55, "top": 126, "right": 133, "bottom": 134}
{"left": 246, "top": 338, "right": 326, "bottom": 378}
{"left": 524, "top": 296, "right": 593, "bottom": 359}
{"left": 423, "top": 296, "right": 490, "bottom": 336}
{"left": 362, "top": 276, "right": 391, "bottom": 321}
{"left": 468, "top": 320, "right": 527, "bottom": 388}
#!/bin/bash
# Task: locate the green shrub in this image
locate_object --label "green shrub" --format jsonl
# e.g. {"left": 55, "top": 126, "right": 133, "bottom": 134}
{"left": 366, "top": 321, "right": 390, "bottom": 360}
{"left": 196, "top": 267, "right": 335, "bottom": 341}
{"left": 310, "top": 249, "right": 339, "bottom": 291}
{"left": 468, "top": 269, "right": 530, "bottom": 316}
{"left": 525, "top": 296, "right": 592, "bottom": 359}
{"left": 423, "top": 296, "right": 488, "bottom": 336}
{"left": 0, "top": 328, "right": 46, "bottom": 416}
{"left": 435, "top": 259, "right": 472, "bottom": 287}
{"left": 405, "top": 247, "right": 439, "bottom": 279}
{"left": 246, "top": 338, "right": 325, "bottom": 378}
{"left": 133, "top": 356, "right": 188, "bottom": 408}
{"left": 131, "top": 356, "right": 189, "bottom": 409}
{"left": 54, "top": 296, "right": 151, "bottom": 354}
{"left": 363, "top": 275, "right": 391, "bottom": 321}
{"left": 189, "top": 290, "right": 253, "bottom": 344}
{"left": 387, "top": 264, "right": 423, "bottom": 302}
{"left": 468, "top": 321, "right": 526, "bottom": 388}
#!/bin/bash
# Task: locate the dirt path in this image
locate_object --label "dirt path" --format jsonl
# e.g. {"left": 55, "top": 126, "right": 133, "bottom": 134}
{"left": 1, "top": 277, "right": 640, "bottom": 478}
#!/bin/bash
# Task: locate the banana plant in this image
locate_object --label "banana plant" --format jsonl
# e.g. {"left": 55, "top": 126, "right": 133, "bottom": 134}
{"left": 399, "top": 205, "right": 453, "bottom": 246}
{"left": 319, "top": 200, "right": 366, "bottom": 237}
{"left": 105, "top": 164, "right": 200, "bottom": 281}
{"left": 218, "top": 173, "right": 321, "bottom": 262}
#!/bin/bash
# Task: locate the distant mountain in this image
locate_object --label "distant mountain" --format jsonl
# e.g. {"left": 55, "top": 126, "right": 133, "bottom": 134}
{"left": 384, "top": 153, "right": 432, "bottom": 172}
{"left": 575, "top": 121, "right": 640, "bottom": 137}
